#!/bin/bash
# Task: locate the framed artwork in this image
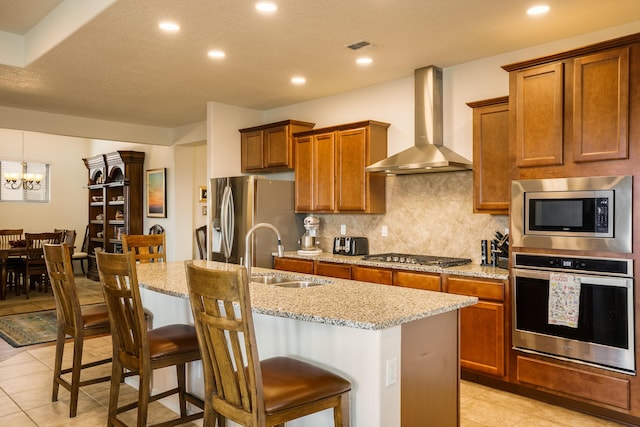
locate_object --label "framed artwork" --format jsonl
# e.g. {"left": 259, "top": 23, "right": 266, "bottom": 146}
{"left": 199, "top": 186, "right": 207, "bottom": 202}
{"left": 146, "top": 168, "right": 167, "bottom": 218}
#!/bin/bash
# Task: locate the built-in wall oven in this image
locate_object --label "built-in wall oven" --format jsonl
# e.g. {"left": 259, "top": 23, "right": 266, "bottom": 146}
{"left": 513, "top": 252, "right": 634, "bottom": 374}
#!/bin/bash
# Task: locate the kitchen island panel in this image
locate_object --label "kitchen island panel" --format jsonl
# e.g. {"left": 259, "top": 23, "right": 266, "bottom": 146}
{"left": 135, "top": 261, "right": 474, "bottom": 426}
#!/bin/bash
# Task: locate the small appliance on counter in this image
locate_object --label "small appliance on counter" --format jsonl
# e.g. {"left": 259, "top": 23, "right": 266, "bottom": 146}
{"left": 297, "top": 215, "right": 322, "bottom": 255}
{"left": 333, "top": 236, "right": 369, "bottom": 256}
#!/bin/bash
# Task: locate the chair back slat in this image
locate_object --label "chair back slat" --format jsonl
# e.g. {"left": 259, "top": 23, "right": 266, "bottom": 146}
{"left": 96, "top": 251, "right": 148, "bottom": 367}
{"left": 43, "top": 244, "right": 83, "bottom": 334}
{"left": 185, "top": 262, "right": 262, "bottom": 425}
{"left": 121, "top": 233, "right": 166, "bottom": 263}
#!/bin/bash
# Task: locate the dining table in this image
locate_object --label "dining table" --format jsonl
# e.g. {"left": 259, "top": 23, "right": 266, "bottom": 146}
{"left": 0, "top": 243, "right": 29, "bottom": 300}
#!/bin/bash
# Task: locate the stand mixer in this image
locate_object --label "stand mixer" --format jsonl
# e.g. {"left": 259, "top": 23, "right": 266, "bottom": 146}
{"left": 297, "top": 215, "right": 322, "bottom": 255}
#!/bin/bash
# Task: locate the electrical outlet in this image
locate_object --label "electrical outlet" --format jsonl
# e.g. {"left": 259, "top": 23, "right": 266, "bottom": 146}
{"left": 386, "top": 358, "right": 397, "bottom": 386}
{"left": 381, "top": 225, "right": 388, "bottom": 237}
{"left": 340, "top": 224, "right": 346, "bottom": 235}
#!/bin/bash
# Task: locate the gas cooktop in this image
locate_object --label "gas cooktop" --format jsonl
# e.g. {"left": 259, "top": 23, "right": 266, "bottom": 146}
{"left": 362, "top": 253, "right": 472, "bottom": 268}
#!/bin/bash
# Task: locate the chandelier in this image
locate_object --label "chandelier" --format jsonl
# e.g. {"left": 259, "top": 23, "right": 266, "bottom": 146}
{"left": 3, "top": 165, "right": 42, "bottom": 190}
{"left": 3, "top": 132, "right": 42, "bottom": 191}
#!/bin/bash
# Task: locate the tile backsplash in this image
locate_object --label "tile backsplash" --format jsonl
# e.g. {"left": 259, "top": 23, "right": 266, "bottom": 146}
{"left": 312, "top": 171, "right": 508, "bottom": 264}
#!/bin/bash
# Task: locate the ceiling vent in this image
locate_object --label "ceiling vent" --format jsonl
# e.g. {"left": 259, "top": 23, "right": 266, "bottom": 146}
{"left": 346, "top": 40, "right": 371, "bottom": 50}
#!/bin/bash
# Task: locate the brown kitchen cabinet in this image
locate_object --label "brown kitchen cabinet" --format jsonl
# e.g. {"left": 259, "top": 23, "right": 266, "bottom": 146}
{"left": 352, "top": 265, "right": 393, "bottom": 285}
{"left": 314, "top": 260, "right": 352, "bottom": 279}
{"left": 444, "top": 275, "right": 506, "bottom": 378}
{"left": 240, "top": 120, "right": 315, "bottom": 172}
{"left": 83, "top": 151, "right": 145, "bottom": 280}
{"left": 503, "top": 36, "right": 634, "bottom": 177}
{"left": 294, "top": 132, "right": 336, "bottom": 212}
{"left": 273, "top": 257, "right": 314, "bottom": 274}
{"left": 466, "top": 96, "right": 510, "bottom": 214}
{"left": 294, "top": 120, "right": 389, "bottom": 213}
{"left": 393, "top": 270, "right": 441, "bottom": 291}
{"left": 274, "top": 257, "right": 352, "bottom": 279}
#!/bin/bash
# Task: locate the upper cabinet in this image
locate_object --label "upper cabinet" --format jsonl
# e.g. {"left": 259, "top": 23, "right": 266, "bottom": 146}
{"left": 467, "top": 96, "right": 510, "bottom": 214}
{"left": 293, "top": 120, "right": 389, "bottom": 214}
{"left": 240, "top": 120, "right": 315, "bottom": 172}
{"left": 512, "top": 63, "right": 564, "bottom": 168}
{"left": 503, "top": 33, "right": 638, "bottom": 178}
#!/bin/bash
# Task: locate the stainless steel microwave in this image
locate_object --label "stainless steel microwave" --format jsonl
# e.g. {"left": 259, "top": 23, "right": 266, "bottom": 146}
{"left": 511, "top": 175, "right": 632, "bottom": 253}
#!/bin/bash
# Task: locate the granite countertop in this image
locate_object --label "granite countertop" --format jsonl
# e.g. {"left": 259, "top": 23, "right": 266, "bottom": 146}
{"left": 281, "top": 251, "right": 510, "bottom": 280}
{"left": 136, "top": 260, "right": 477, "bottom": 331}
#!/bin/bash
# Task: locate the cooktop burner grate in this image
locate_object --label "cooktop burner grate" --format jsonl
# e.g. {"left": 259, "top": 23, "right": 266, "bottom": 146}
{"left": 362, "top": 253, "right": 472, "bottom": 267}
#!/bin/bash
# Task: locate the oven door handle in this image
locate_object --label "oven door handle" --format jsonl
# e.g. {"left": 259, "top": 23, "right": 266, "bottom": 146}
{"left": 513, "top": 268, "right": 633, "bottom": 288}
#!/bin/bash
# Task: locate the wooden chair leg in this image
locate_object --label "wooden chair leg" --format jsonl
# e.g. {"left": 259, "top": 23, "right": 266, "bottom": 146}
{"left": 51, "top": 327, "right": 65, "bottom": 403}
{"left": 108, "top": 360, "right": 123, "bottom": 427}
{"left": 177, "top": 363, "right": 187, "bottom": 416}
{"left": 68, "top": 336, "right": 84, "bottom": 417}
{"left": 334, "top": 392, "right": 350, "bottom": 427}
{"left": 137, "top": 367, "right": 151, "bottom": 427}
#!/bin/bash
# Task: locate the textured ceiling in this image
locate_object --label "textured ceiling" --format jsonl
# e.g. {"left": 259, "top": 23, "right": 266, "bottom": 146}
{"left": 0, "top": 0, "right": 639, "bottom": 128}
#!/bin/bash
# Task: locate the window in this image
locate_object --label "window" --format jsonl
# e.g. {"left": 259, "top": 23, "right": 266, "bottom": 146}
{"left": 0, "top": 160, "right": 50, "bottom": 202}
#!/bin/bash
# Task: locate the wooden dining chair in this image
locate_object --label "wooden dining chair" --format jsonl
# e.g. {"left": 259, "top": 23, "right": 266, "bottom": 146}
{"left": 185, "top": 262, "right": 351, "bottom": 427}
{"left": 43, "top": 243, "right": 112, "bottom": 418}
{"left": 0, "top": 228, "right": 24, "bottom": 295}
{"left": 121, "top": 233, "right": 166, "bottom": 263}
{"left": 24, "top": 231, "right": 63, "bottom": 298}
{"left": 96, "top": 250, "right": 204, "bottom": 427}
{"left": 195, "top": 225, "right": 207, "bottom": 260}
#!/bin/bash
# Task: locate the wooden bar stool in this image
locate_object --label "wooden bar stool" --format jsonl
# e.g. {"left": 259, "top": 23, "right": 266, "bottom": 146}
{"left": 121, "top": 233, "right": 166, "bottom": 263}
{"left": 185, "top": 262, "right": 351, "bottom": 427}
{"left": 43, "top": 243, "right": 112, "bottom": 418}
{"left": 96, "top": 250, "right": 203, "bottom": 427}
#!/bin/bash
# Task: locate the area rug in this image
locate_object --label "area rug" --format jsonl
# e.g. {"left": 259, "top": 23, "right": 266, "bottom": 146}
{"left": 0, "top": 309, "right": 58, "bottom": 347}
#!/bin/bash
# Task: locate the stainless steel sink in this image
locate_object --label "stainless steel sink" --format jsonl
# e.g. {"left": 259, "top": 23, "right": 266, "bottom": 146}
{"left": 251, "top": 274, "right": 327, "bottom": 288}
{"left": 270, "top": 280, "right": 323, "bottom": 288}
{"left": 251, "top": 274, "right": 292, "bottom": 285}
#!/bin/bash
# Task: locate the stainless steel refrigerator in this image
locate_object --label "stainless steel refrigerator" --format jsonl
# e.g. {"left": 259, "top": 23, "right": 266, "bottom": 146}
{"left": 208, "top": 176, "right": 302, "bottom": 268}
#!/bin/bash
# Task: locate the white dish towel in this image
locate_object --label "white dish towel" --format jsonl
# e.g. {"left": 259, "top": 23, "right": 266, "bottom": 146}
{"left": 548, "top": 272, "right": 581, "bottom": 328}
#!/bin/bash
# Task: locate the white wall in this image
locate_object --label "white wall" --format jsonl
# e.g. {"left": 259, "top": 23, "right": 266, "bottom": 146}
{"left": 0, "top": 129, "right": 89, "bottom": 237}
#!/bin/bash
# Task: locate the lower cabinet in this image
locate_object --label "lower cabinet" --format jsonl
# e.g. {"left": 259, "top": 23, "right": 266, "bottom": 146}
{"left": 352, "top": 265, "right": 392, "bottom": 285}
{"left": 314, "top": 261, "right": 352, "bottom": 279}
{"left": 275, "top": 258, "right": 506, "bottom": 379}
{"left": 444, "top": 275, "right": 507, "bottom": 378}
{"left": 516, "top": 355, "right": 631, "bottom": 410}
{"left": 273, "top": 257, "right": 313, "bottom": 274}
{"left": 393, "top": 270, "right": 441, "bottom": 291}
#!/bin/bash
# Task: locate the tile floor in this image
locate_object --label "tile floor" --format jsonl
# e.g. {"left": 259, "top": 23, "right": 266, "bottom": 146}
{"left": 0, "top": 276, "right": 629, "bottom": 426}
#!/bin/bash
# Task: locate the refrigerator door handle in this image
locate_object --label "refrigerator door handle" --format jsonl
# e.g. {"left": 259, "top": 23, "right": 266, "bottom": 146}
{"left": 221, "top": 184, "right": 235, "bottom": 260}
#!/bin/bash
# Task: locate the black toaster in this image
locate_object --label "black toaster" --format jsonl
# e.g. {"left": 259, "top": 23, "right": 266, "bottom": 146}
{"left": 333, "top": 236, "right": 369, "bottom": 256}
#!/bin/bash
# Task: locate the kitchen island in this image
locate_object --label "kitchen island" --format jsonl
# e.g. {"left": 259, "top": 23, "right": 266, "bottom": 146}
{"left": 135, "top": 260, "right": 477, "bottom": 427}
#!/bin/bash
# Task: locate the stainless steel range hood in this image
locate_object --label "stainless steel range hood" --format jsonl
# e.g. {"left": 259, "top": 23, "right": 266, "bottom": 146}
{"left": 366, "top": 66, "right": 472, "bottom": 174}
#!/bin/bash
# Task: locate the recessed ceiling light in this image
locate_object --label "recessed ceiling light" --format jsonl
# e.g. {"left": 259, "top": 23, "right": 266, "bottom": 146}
{"left": 208, "top": 50, "right": 226, "bottom": 59}
{"left": 527, "top": 4, "right": 550, "bottom": 16}
{"left": 256, "top": 2, "right": 277, "bottom": 13}
{"left": 158, "top": 21, "right": 180, "bottom": 32}
{"left": 356, "top": 57, "right": 373, "bottom": 65}
{"left": 291, "top": 76, "right": 306, "bottom": 85}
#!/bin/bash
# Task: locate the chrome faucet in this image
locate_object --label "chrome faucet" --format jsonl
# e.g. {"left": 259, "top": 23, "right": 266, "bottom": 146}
{"left": 244, "top": 222, "right": 285, "bottom": 280}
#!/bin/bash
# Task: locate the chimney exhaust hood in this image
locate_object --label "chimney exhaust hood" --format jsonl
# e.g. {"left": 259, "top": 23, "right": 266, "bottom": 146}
{"left": 366, "top": 66, "right": 472, "bottom": 174}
